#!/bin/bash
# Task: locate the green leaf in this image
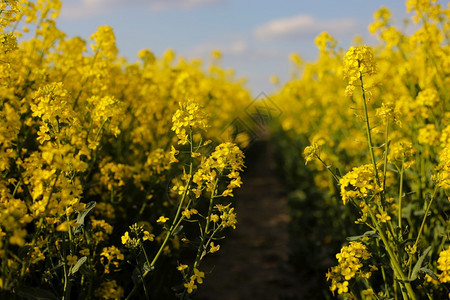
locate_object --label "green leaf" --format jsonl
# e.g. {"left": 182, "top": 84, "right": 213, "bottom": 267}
{"left": 173, "top": 225, "right": 183, "bottom": 236}
{"left": 50, "top": 262, "right": 64, "bottom": 271}
{"left": 71, "top": 256, "right": 87, "bottom": 275}
{"left": 15, "top": 286, "right": 58, "bottom": 300}
{"left": 409, "top": 246, "right": 432, "bottom": 281}
{"left": 419, "top": 267, "right": 439, "bottom": 281}
{"left": 76, "top": 201, "right": 96, "bottom": 227}
{"left": 346, "top": 230, "right": 378, "bottom": 241}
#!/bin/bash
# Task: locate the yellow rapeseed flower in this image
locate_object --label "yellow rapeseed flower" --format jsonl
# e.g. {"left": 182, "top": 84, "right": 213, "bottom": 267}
{"left": 121, "top": 232, "right": 130, "bottom": 245}
{"left": 184, "top": 280, "right": 197, "bottom": 294}
{"left": 157, "top": 216, "right": 169, "bottom": 224}
{"left": 437, "top": 247, "right": 450, "bottom": 283}
{"left": 66, "top": 255, "right": 78, "bottom": 266}
{"left": 343, "top": 46, "right": 376, "bottom": 96}
{"left": 209, "top": 242, "right": 220, "bottom": 253}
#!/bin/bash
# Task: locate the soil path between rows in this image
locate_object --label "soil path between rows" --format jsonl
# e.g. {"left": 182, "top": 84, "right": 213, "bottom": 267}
{"left": 195, "top": 141, "right": 308, "bottom": 300}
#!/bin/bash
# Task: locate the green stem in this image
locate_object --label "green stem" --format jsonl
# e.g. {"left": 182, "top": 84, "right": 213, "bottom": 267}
{"left": 407, "top": 185, "right": 438, "bottom": 274}
{"left": 413, "top": 186, "right": 438, "bottom": 250}
{"left": 149, "top": 130, "right": 196, "bottom": 266}
{"left": 149, "top": 171, "right": 192, "bottom": 268}
{"left": 367, "top": 206, "right": 416, "bottom": 300}
{"left": 377, "top": 239, "right": 390, "bottom": 298}
{"left": 11, "top": 178, "right": 21, "bottom": 198}
{"left": 316, "top": 155, "right": 341, "bottom": 183}
{"left": 183, "top": 223, "right": 223, "bottom": 300}
{"left": 125, "top": 145, "right": 194, "bottom": 299}
{"left": 67, "top": 213, "right": 74, "bottom": 254}
{"left": 204, "top": 178, "right": 220, "bottom": 235}
{"left": 382, "top": 121, "right": 390, "bottom": 206}
{"left": 140, "top": 241, "right": 151, "bottom": 267}
{"left": 62, "top": 263, "right": 69, "bottom": 300}
{"left": 193, "top": 180, "right": 220, "bottom": 270}
{"left": 193, "top": 224, "right": 222, "bottom": 270}
{"left": 398, "top": 159, "right": 405, "bottom": 231}
{"left": 359, "top": 74, "right": 381, "bottom": 188}
{"left": 136, "top": 258, "right": 150, "bottom": 300}
{"left": 93, "top": 118, "right": 109, "bottom": 144}
{"left": 394, "top": 281, "right": 399, "bottom": 300}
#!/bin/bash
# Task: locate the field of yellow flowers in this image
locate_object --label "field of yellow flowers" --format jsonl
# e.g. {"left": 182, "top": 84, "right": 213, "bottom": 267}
{"left": 0, "top": 0, "right": 253, "bottom": 299}
{"left": 0, "top": 0, "right": 449, "bottom": 299}
{"left": 270, "top": 1, "right": 449, "bottom": 299}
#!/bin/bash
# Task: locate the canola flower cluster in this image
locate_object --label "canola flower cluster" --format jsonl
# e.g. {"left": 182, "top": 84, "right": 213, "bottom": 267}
{"left": 0, "top": 1, "right": 251, "bottom": 298}
{"left": 326, "top": 242, "right": 373, "bottom": 296}
{"left": 434, "top": 145, "right": 450, "bottom": 188}
{"left": 271, "top": 0, "right": 450, "bottom": 298}
{"left": 343, "top": 46, "right": 377, "bottom": 97}
{"left": 171, "top": 100, "right": 209, "bottom": 145}
{"left": 438, "top": 247, "right": 450, "bottom": 283}
{"left": 193, "top": 142, "right": 245, "bottom": 197}
{"left": 339, "top": 164, "right": 383, "bottom": 205}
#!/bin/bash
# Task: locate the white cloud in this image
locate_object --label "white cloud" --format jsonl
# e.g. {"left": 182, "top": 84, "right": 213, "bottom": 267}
{"left": 254, "top": 14, "right": 358, "bottom": 41}
{"left": 60, "top": 0, "right": 115, "bottom": 20}
{"left": 82, "top": 0, "right": 113, "bottom": 6}
{"left": 60, "top": 0, "right": 224, "bottom": 19}
{"left": 148, "top": 0, "right": 224, "bottom": 12}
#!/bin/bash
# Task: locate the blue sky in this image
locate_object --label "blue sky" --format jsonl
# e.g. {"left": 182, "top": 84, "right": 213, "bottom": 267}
{"left": 56, "top": 0, "right": 417, "bottom": 96}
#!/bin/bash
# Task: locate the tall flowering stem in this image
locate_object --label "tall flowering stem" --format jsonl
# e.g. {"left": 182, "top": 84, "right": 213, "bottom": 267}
{"left": 359, "top": 67, "right": 381, "bottom": 189}
{"left": 398, "top": 158, "right": 404, "bottom": 231}
{"left": 342, "top": 46, "right": 417, "bottom": 299}
{"left": 125, "top": 102, "right": 202, "bottom": 299}
{"left": 407, "top": 185, "right": 439, "bottom": 275}
{"left": 366, "top": 205, "right": 416, "bottom": 300}
{"left": 343, "top": 46, "right": 381, "bottom": 188}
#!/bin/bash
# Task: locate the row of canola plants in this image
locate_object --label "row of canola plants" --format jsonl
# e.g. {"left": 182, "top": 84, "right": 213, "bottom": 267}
{"left": 0, "top": 0, "right": 449, "bottom": 299}
{"left": 270, "top": 1, "right": 450, "bottom": 299}
{"left": 0, "top": 0, "right": 252, "bottom": 299}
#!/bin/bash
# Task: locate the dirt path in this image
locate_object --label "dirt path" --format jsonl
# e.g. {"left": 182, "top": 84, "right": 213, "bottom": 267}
{"left": 195, "top": 141, "right": 307, "bottom": 300}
